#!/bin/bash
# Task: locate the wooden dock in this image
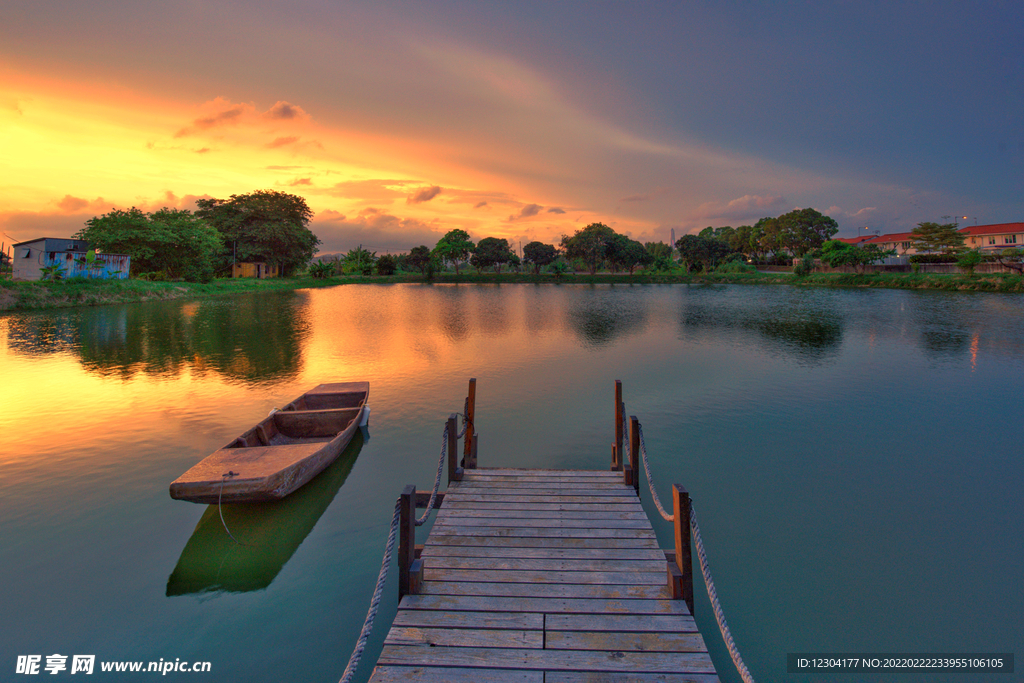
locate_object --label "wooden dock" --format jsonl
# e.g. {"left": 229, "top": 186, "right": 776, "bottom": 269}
{"left": 369, "top": 465, "right": 720, "bottom": 682}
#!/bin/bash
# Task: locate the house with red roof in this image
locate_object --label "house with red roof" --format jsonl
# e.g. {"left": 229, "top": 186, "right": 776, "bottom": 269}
{"left": 862, "top": 232, "right": 918, "bottom": 255}
{"left": 958, "top": 222, "right": 1024, "bottom": 253}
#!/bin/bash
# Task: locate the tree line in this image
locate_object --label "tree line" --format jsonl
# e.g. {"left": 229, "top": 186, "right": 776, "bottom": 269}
{"left": 76, "top": 190, "right": 320, "bottom": 282}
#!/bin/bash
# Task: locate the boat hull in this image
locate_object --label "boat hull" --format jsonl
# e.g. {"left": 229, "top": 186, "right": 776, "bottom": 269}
{"left": 169, "top": 382, "right": 369, "bottom": 503}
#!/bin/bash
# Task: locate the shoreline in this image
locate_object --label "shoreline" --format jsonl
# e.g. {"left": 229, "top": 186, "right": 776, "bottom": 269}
{"left": 3, "top": 270, "right": 1023, "bottom": 312}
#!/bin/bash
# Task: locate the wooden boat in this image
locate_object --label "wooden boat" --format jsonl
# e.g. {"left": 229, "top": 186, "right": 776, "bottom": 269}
{"left": 169, "top": 382, "right": 369, "bottom": 503}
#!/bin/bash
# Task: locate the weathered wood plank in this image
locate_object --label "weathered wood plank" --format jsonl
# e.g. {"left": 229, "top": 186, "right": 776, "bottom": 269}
{"left": 545, "top": 614, "right": 699, "bottom": 633}
{"left": 423, "top": 556, "right": 666, "bottom": 572}
{"left": 440, "top": 501, "right": 645, "bottom": 512}
{"left": 437, "top": 509, "right": 649, "bottom": 520}
{"left": 545, "top": 631, "right": 708, "bottom": 653}
{"left": 427, "top": 526, "right": 656, "bottom": 539}
{"left": 420, "top": 546, "right": 667, "bottom": 561}
{"left": 545, "top": 674, "right": 719, "bottom": 683}
{"left": 423, "top": 568, "right": 666, "bottom": 586}
{"left": 424, "top": 535, "right": 661, "bottom": 549}
{"left": 419, "top": 581, "right": 669, "bottom": 600}
{"left": 466, "top": 469, "right": 621, "bottom": 477}
{"left": 433, "top": 517, "right": 651, "bottom": 529}
{"left": 450, "top": 494, "right": 639, "bottom": 504}
{"left": 391, "top": 610, "right": 543, "bottom": 630}
{"left": 454, "top": 484, "right": 633, "bottom": 494}
{"left": 398, "top": 594, "right": 692, "bottom": 615}
{"left": 370, "top": 666, "right": 543, "bottom": 682}
{"left": 376, "top": 646, "right": 717, "bottom": 674}
{"left": 384, "top": 626, "right": 542, "bottom": 649}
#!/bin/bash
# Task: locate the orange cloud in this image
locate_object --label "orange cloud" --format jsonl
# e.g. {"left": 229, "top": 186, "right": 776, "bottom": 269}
{"left": 407, "top": 185, "right": 442, "bottom": 204}
{"left": 267, "top": 136, "right": 300, "bottom": 148}
{"left": 262, "top": 101, "right": 310, "bottom": 122}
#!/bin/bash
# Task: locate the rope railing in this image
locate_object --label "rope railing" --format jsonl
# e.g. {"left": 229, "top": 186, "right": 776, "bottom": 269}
{"left": 415, "top": 424, "right": 450, "bottom": 526}
{"left": 338, "top": 499, "right": 401, "bottom": 683}
{"left": 634, "top": 420, "right": 756, "bottom": 683}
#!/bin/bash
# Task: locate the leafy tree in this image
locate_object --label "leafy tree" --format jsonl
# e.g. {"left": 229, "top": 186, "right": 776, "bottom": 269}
{"left": 523, "top": 241, "right": 557, "bottom": 274}
{"left": 698, "top": 226, "right": 736, "bottom": 244}
{"left": 760, "top": 208, "right": 839, "bottom": 257}
{"left": 471, "top": 237, "right": 514, "bottom": 273}
{"left": 993, "top": 247, "right": 1024, "bottom": 274}
{"left": 957, "top": 249, "right": 983, "bottom": 276}
{"left": 376, "top": 254, "right": 397, "bottom": 276}
{"left": 508, "top": 252, "right": 522, "bottom": 273}
{"left": 76, "top": 207, "right": 220, "bottom": 281}
{"left": 561, "top": 223, "right": 615, "bottom": 275}
{"left": 606, "top": 234, "right": 651, "bottom": 274}
{"left": 343, "top": 246, "right": 376, "bottom": 275}
{"left": 675, "top": 234, "right": 734, "bottom": 272}
{"left": 195, "top": 190, "right": 320, "bottom": 275}
{"left": 910, "top": 221, "right": 966, "bottom": 255}
{"left": 308, "top": 261, "right": 335, "bottom": 278}
{"left": 407, "top": 245, "right": 433, "bottom": 274}
{"left": 432, "top": 229, "right": 474, "bottom": 274}
{"left": 819, "top": 240, "right": 896, "bottom": 272}
{"left": 644, "top": 241, "right": 672, "bottom": 261}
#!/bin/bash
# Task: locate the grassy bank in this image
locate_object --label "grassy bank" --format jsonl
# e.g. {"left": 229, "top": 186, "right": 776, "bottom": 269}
{"left": 4, "top": 270, "right": 1022, "bottom": 312}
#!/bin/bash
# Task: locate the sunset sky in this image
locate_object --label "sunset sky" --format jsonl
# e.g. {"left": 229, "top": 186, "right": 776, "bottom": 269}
{"left": 2, "top": 1, "right": 1022, "bottom": 254}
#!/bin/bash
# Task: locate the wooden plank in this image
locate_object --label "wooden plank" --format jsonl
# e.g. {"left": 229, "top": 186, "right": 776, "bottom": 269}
{"left": 440, "top": 501, "right": 645, "bottom": 512}
{"left": 466, "top": 469, "right": 621, "bottom": 477}
{"left": 376, "top": 646, "right": 717, "bottom": 674}
{"left": 398, "top": 594, "right": 692, "bottom": 615}
{"left": 424, "top": 536, "right": 661, "bottom": 549}
{"left": 427, "top": 527, "right": 656, "bottom": 539}
{"left": 391, "top": 610, "right": 543, "bottom": 630}
{"left": 432, "top": 517, "right": 651, "bottom": 529}
{"left": 545, "top": 614, "right": 699, "bottom": 633}
{"left": 423, "top": 556, "right": 666, "bottom": 572}
{"left": 437, "top": 509, "right": 649, "bottom": 520}
{"left": 384, "top": 626, "right": 542, "bottom": 649}
{"left": 423, "top": 568, "right": 666, "bottom": 586}
{"left": 421, "top": 546, "right": 667, "bottom": 561}
{"left": 370, "top": 666, "right": 542, "bottom": 682}
{"left": 454, "top": 482, "right": 632, "bottom": 491}
{"left": 545, "top": 631, "right": 708, "bottom": 653}
{"left": 546, "top": 674, "right": 719, "bottom": 683}
{"left": 419, "top": 581, "right": 669, "bottom": 600}
{"left": 449, "top": 494, "right": 639, "bottom": 504}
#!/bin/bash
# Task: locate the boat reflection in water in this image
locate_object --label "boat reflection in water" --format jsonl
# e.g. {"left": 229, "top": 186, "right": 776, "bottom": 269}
{"left": 166, "top": 428, "right": 367, "bottom": 596}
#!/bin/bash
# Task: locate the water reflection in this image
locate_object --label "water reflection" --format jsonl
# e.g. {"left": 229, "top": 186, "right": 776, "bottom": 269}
{"left": 6, "top": 292, "right": 309, "bottom": 383}
{"left": 166, "top": 429, "right": 365, "bottom": 596}
{"left": 679, "top": 288, "right": 845, "bottom": 364}
{"left": 566, "top": 286, "right": 648, "bottom": 348}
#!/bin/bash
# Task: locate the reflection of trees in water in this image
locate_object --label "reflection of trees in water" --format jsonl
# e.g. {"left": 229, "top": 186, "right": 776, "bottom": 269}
{"left": 566, "top": 287, "right": 648, "bottom": 348}
{"left": 476, "top": 285, "right": 511, "bottom": 336}
{"left": 522, "top": 284, "right": 556, "bottom": 335}
{"left": 910, "top": 295, "right": 973, "bottom": 359}
{"left": 679, "top": 289, "right": 844, "bottom": 364}
{"left": 8, "top": 292, "right": 309, "bottom": 383}
{"left": 434, "top": 286, "right": 470, "bottom": 342}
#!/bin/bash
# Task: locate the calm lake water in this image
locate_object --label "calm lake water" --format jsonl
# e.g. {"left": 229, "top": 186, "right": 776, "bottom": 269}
{"left": 2, "top": 283, "right": 1022, "bottom": 682}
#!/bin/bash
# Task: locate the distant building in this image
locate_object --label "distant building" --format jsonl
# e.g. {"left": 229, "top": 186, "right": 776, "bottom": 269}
{"left": 232, "top": 262, "right": 280, "bottom": 279}
{"left": 959, "top": 222, "right": 1024, "bottom": 253}
{"left": 12, "top": 237, "right": 130, "bottom": 281}
{"left": 862, "top": 232, "right": 918, "bottom": 255}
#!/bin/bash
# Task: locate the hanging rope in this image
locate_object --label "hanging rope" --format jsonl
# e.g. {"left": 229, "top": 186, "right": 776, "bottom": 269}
{"left": 338, "top": 498, "right": 401, "bottom": 683}
{"left": 217, "top": 471, "right": 245, "bottom": 545}
{"left": 691, "top": 505, "right": 756, "bottom": 683}
{"left": 636, "top": 423, "right": 674, "bottom": 522}
{"left": 415, "top": 424, "right": 450, "bottom": 526}
{"left": 635, "top": 421, "right": 755, "bottom": 683}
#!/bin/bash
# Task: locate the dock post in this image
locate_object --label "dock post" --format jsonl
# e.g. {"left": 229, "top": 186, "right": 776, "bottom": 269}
{"left": 612, "top": 380, "right": 623, "bottom": 471}
{"left": 469, "top": 433, "right": 478, "bottom": 469}
{"left": 629, "top": 416, "right": 640, "bottom": 495}
{"left": 463, "top": 378, "right": 476, "bottom": 467}
{"left": 399, "top": 484, "right": 420, "bottom": 597}
{"left": 447, "top": 414, "right": 463, "bottom": 483}
{"left": 669, "top": 484, "right": 694, "bottom": 615}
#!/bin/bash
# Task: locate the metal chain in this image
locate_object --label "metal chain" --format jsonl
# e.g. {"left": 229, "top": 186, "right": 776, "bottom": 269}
{"left": 636, "top": 423, "right": 674, "bottom": 522}
{"left": 691, "top": 504, "right": 755, "bottom": 683}
{"left": 338, "top": 498, "right": 401, "bottom": 683}
{"left": 415, "top": 425, "right": 449, "bottom": 526}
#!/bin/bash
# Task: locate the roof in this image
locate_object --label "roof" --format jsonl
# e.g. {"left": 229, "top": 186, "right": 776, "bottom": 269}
{"left": 12, "top": 237, "right": 86, "bottom": 247}
{"left": 834, "top": 236, "right": 873, "bottom": 244}
{"left": 957, "top": 222, "right": 1024, "bottom": 236}
{"left": 863, "top": 232, "right": 916, "bottom": 244}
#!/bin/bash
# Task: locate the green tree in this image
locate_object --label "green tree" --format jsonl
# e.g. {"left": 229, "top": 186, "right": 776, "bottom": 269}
{"left": 910, "top": 221, "right": 966, "bottom": 255}
{"left": 195, "top": 190, "right": 320, "bottom": 275}
{"left": 432, "top": 229, "right": 474, "bottom": 274}
{"left": 471, "top": 237, "right": 514, "bottom": 273}
{"left": 407, "top": 245, "right": 433, "bottom": 274}
{"left": 675, "top": 235, "right": 733, "bottom": 272}
{"left": 761, "top": 208, "right": 839, "bottom": 257}
{"left": 76, "top": 207, "right": 220, "bottom": 281}
{"left": 819, "top": 240, "right": 896, "bottom": 272}
{"left": 993, "top": 247, "right": 1024, "bottom": 274}
{"left": 523, "top": 241, "right": 556, "bottom": 274}
{"left": 561, "top": 223, "right": 615, "bottom": 275}
{"left": 343, "top": 246, "right": 376, "bottom": 275}
{"left": 606, "top": 234, "right": 650, "bottom": 274}
{"left": 644, "top": 241, "right": 672, "bottom": 261}
{"left": 376, "top": 254, "right": 397, "bottom": 276}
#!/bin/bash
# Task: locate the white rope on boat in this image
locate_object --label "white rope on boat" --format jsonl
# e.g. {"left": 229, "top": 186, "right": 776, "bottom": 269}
{"left": 338, "top": 498, "right": 401, "bottom": 683}
{"left": 691, "top": 504, "right": 756, "bottom": 683}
